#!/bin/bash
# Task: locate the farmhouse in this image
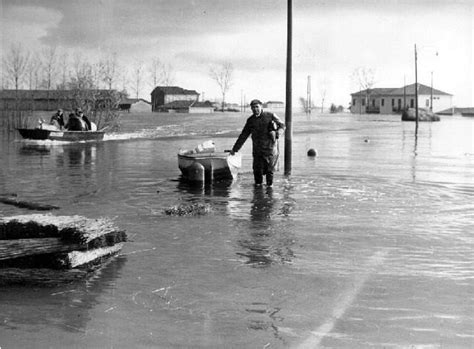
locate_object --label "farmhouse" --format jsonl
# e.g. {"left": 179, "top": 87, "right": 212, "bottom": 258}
{"left": 151, "top": 86, "right": 199, "bottom": 112}
{"left": 264, "top": 101, "right": 284, "bottom": 110}
{"left": 350, "top": 83, "right": 452, "bottom": 114}
{"left": 119, "top": 98, "right": 151, "bottom": 113}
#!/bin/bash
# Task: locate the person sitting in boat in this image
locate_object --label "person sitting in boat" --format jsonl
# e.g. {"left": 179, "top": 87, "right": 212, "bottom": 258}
{"left": 50, "top": 109, "right": 65, "bottom": 129}
{"left": 66, "top": 108, "right": 91, "bottom": 131}
{"left": 75, "top": 108, "right": 92, "bottom": 131}
{"left": 65, "top": 110, "right": 86, "bottom": 131}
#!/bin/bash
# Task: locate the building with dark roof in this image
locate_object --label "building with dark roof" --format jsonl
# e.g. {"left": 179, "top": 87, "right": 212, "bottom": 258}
{"left": 0, "top": 89, "right": 121, "bottom": 111}
{"left": 350, "top": 83, "right": 452, "bottom": 114}
{"left": 150, "top": 86, "right": 199, "bottom": 112}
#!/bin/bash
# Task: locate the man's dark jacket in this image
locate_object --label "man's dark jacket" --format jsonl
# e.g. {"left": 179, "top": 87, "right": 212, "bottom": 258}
{"left": 232, "top": 111, "right": 285, "bottom": 156}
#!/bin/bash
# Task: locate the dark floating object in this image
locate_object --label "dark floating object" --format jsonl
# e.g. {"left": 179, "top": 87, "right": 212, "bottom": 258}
{"left": 0, "top": 197, "right": 59, "bottom": 211}
{"left": 0, "top": 214, "right": 126, "bottom": 286}
{"left": 164, "top": 203, "right": 211, "bottom": 216}
{"left": 401, "top": 108, "right": 440, "bottom": 122}
{"left": 307, "top": 148, "right": 318, "bottom": 157}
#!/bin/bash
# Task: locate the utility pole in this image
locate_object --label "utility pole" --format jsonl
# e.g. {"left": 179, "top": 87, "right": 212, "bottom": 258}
{"left": 414, "top": 44, "right": 419, "bottom": 134}
{"left": 284, "top": 0, "right": 293, "bottom": 175}
{"left": 403, "top": 75, "right": 406, "bottom": 111}
{"left": 430, "top": 71, "right": 433, "bottom": 112}
{"left": 307, "top": 75, "right": 311, "bottom": 114}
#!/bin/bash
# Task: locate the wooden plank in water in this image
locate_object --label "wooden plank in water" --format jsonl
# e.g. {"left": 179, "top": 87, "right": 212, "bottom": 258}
{"left": 0, "top": 238, "right": 81, "bottom": 261}
{"left": 58, "top": 243, "right": 124, "bottom": 268}
{"left": 61, "top": 219, "right": 125, "bottom": 244}
{"left": 0, "top": 267, "right": 88, "bottom": 286}
{"left": 0, "top": 214, "right": 83, "bottom": 240}
{"left": 0, "top": 214, "right": 125, "bottom": 244}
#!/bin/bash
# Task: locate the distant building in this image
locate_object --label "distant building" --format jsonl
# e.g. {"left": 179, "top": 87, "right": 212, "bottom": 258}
{"left": 0, "top": 89, "right": 121, "bottom": 111}
{"left": 151, "top": 86, "right": 199, "bottom": 112}
{"left": 350, "top": 83, "right": 452, "bottom": 114}
{"left": 157, "top": 100, "right": 214, "bottom": 114}
{"left": 119, "top": 98, "right": 151, "bottom": 113}
{"left": 264, "top": 101, "right": 284, "bottom": 110}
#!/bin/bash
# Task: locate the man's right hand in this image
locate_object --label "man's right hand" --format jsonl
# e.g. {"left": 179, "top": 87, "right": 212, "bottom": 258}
{"left": 229, "top": 150, "right": 235, "bottom": 155}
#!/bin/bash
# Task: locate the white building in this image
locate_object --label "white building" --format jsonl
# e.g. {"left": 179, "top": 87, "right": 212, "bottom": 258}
{"left": 350, "top": 83, "right": 453, "bottom": 114}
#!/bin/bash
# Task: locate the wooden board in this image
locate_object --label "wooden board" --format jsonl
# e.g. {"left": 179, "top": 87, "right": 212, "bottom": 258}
{"left": 0, "top": 238, "right": 81, "bottom": 261}
{"left": 58, "top": 243, "right": 124, "bottom": 268}
{"left": 0, "top": 214, "right": 126, "bottom": 244}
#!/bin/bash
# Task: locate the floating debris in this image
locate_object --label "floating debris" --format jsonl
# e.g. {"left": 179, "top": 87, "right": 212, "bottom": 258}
{"left": 0, "top": 214, "right": 126, "bottom": 286}
{"left": 0, "top": 196, "right": 59, "bottom": 211}
{"left": 164, "top": 203, "right": 211, "bottom": 216}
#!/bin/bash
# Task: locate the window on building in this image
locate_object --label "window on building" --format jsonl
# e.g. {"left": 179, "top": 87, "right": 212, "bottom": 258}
{"left": 372, "top": 99, "right": 375, "bottom": 107}
{"left": 353, "top": 99, "right": 356, "bottom": 106}
{"left": 426, "top": 99, "right": 430, "bottom": 107}
{"left": 362, "top": 99, "right": 365, "bottom": 106}
{"left": 392, "top": 99, "right": 395, "bottom": 106}
{"left": 410, "top": 99, "right": 414, "bottom": 108}
{"left": 381, "top": 99, "right": 384, "bottom": 106}
{"left": 398, "top": 99, "right": 401, "bottom": 107}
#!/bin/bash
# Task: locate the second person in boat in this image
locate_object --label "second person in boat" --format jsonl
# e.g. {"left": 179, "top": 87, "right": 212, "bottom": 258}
{"left": 65, "top": 108, "right": 91, "bottom": 131}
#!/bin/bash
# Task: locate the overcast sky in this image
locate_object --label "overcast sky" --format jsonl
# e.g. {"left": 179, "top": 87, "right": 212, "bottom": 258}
{"left": 1, "top": 0, "right": 473, "bottom": 107}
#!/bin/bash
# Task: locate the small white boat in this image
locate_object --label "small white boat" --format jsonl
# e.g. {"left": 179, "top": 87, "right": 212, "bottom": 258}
{"left": 178, "top": 141, "right": 241, "bottom": 181}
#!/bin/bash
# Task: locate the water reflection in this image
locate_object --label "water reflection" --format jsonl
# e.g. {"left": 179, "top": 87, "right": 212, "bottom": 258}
{"left": 0, "top": 256, "right": 126, "bottom": 333}
{"left": 60, "top": 144, "right": 97, "bottom": 169}
{"left": 19, "top": 144, "right": 51, "bottom": 155}
{"left": 412, "top": 132, "right": 419, "bottom": 181}
{"left": 237, "top": 187, "right": 294, "bottom": 268}
{"left": 250, "top": 187, "right": 275, "bottom": 226}
{"left": 175, "top": 177, "right": 234, "bottom": 198}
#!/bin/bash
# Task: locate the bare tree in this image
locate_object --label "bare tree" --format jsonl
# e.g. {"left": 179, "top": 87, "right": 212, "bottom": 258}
{"left": 320, "top": 89, "right": 326, "bottom": 113}
{"left": 100, "top": 52, "right": 118, "bottom": 90}
{"left": 149, "top": 58, "right": 162, "bottom": 89}
{"left": 41, "top": 46, "right": 58, "bottom": 109}
{"left": 132, "top": 60, "right": 143, "bottom": 99}
{"left": 3, "top": 44, "right": 30, "bottom": 90}
{"left": 160, "top": 63, "right": 175, "bottom": 86}
{"left": 71, "top": 53, "right": 95, "bottom": 90}
{"left": 209, "top": 62, "right": 233, "bottom": 111}
{"left": 351, "top": 67, "right": 376, "bottom": 111}
{"left": 26, "top": 58, "right": 41, "bottom": 90}
{"left": 58, "top": 51, "right": 69, "bottom": 89}
{"left": 41, "top": 46, "right": 58, "bottom": 90}
{"left": 119, "top": 68, "right": 129, "bottom": 96}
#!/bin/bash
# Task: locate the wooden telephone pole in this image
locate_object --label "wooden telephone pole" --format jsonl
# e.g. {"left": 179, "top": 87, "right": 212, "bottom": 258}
{"left": 284, "top": 0, "right": 293, "bottom": 175}
{"left": 307, "top": 75, "right": 312, "bottom": 114}
{"left": 414, "top": 44, "right": 419, "bottom": 134}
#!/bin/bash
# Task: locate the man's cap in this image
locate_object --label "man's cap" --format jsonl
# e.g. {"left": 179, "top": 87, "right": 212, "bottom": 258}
{"left": 250, "top": 99, "right": 263, "bottom": 106}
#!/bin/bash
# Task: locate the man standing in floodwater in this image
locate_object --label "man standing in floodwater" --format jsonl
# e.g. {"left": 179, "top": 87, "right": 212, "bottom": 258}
{"left": 230, "top": 99, "right": 285, "bottom": 187}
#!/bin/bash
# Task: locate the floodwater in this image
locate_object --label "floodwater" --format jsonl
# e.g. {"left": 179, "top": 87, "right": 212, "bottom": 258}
{"left": 0, "top": 111, "right": 473, "bottom": 348}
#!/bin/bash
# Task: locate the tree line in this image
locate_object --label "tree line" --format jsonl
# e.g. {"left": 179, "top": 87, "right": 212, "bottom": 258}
{"left": 1, "top": 44, "right": 177, "bottom": 99}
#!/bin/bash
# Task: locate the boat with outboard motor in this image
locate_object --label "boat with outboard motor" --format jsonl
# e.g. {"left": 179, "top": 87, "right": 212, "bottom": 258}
{"left": 17, "top": 123, "right": 104, "bottom": 142}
